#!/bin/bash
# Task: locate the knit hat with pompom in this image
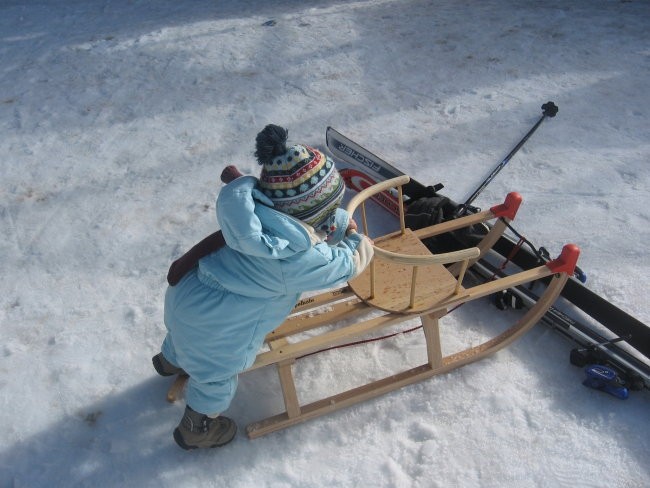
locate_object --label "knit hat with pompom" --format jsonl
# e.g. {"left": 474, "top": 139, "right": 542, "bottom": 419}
{"left": 255, "top": 124, "right": 345, "bottom": 231}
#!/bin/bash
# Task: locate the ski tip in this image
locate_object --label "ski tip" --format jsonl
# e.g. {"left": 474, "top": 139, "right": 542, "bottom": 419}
{"left": 546, "top": 244, "right": 580, "bottom": 276}
{"left": 490, "top": 192, "right": 523, "bottom": 220}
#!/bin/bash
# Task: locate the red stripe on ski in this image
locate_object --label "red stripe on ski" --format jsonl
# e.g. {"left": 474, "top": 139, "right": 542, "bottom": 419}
{"left": 340, "top": 168, "right": 401, "bottom": 216}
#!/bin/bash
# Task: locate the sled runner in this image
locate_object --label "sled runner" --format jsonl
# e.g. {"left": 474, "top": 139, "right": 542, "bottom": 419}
{"left": 167, "top": 176, "right": 579, "bottom": 438}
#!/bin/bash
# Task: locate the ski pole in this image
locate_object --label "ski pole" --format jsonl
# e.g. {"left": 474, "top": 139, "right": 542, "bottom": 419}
{"left": 574, "top": 334, "right": 632, "bottom": 353}
{"left": 454, "top": 101, "right": 558, "bottom": 217}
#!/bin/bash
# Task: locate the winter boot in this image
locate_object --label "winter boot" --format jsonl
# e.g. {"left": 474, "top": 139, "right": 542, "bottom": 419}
{"left": 173, "top": 406, "right": 237, "bottom": 450}
{"left": 152, "top": 353, "right": 186, "bottom": 377}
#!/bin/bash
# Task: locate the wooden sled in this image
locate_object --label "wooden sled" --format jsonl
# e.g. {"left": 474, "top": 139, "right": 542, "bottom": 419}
{"left": 167, "top": 175, "right": 580, "bottom": 439}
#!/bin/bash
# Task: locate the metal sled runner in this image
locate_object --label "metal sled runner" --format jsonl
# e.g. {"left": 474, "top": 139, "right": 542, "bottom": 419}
{"left": 167, "top": 176, "right": 580, "bottom": 438}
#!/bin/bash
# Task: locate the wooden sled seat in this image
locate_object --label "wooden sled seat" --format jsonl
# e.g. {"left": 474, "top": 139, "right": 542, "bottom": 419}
{"left": 167, "top": 176, "right": 580, "bottom": 439}
{"left": 349, "top": 227, "right": 471, "bottom": 313}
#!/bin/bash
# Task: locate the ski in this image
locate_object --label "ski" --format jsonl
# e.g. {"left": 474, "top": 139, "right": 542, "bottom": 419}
{"left": 326, "top": 126, "right": 649, "bottom": 390}
{"left": 327, "top": 127, "right": 437, "bottom": 202}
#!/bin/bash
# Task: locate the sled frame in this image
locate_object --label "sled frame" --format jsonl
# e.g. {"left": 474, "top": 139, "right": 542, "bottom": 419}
{"left": 167, "top": 177, "right": 579, "bottom": 439}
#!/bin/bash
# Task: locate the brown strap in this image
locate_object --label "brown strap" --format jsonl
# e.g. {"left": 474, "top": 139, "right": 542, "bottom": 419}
{"left": 167, "top": 231, "right": 226, "bottom": 286}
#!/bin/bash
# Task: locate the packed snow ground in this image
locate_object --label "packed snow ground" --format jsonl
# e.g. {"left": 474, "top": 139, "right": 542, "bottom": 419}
{"left": 1, "top": 0, "right": 649, "bottom": 487}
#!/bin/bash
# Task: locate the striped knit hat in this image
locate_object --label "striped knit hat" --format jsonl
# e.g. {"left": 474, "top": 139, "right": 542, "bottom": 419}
{"left": 255, "top": 125, "right": 345, "bottom": 231}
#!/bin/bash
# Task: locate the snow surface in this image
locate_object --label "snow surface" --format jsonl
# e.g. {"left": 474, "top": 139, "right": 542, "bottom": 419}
{"left": 1, "top": 0, "right": 649, "bottom": 487}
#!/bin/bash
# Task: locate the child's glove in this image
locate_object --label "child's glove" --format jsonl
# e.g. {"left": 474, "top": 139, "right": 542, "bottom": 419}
{"left": 324, "top": 208, "right": 351, "bottom": 245}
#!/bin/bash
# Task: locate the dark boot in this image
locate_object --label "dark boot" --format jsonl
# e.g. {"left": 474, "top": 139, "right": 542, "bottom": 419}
{"left": 152, "top": 353, "right": 186, "bottom": 377}
{"left": 173, "top": 406, "right": 237, "bottom": 450}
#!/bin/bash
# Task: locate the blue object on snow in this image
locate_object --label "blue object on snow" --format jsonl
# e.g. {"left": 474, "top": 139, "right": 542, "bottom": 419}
{"left": 574, "top": 266, "right": 587, "bottom": 283}
{"left": 582, "top": 364, "right": 629, "bottom": 399}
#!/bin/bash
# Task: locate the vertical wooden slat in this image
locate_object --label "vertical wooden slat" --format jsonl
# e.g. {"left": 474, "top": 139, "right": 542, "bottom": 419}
{"left": 398, "top": 185, "right": 405, "bottom": 235}
{"left": 421, "top": 311, "right": 444, "bottom": 368}
{"left": 166, "top": 374, "right": 189, "bottom": 403}
{"left": 269, "top": 339, "right": 301, "bottom": 418}
{"left": 409, "top": 266, "right": 418, "bottom": 308}
{"left": 455, "top": 259, "right": 469, "bottom": 294}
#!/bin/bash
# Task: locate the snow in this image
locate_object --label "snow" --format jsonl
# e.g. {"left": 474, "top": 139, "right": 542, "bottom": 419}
{"left": 1, "top": 0, "right": 648, "bottom": 486}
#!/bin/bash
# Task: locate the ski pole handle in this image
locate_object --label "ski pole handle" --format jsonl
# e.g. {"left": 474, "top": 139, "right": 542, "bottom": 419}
{"left": 541, "top": 101, "right": 558, "bottom": 117}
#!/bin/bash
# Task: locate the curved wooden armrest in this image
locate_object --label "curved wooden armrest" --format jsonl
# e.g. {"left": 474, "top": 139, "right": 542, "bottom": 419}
{"left": 346, "top": 175, "right": 480, "bottom": 266}
{"left": 373, "top": 245, "right": 480, "bottom": 265}
{"left": 346, "top": 175, "right": 410, "bottom": 216}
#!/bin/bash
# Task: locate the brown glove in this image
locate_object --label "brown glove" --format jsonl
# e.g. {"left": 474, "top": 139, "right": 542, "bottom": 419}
{"left": 166, "top": 165, "right": 244, "bottom": 286}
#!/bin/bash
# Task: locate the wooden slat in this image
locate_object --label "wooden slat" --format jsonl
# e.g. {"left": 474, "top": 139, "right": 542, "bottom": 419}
{"left": 421, "top": 311, "right": 444, "bottom": 368}
{"left": 166, "top": 374, "right": 189, "bottom": 403}
{"left": 290, "top": 287, "right": 355, "bottom": 314}
{"left": 447, "top": 218, "right": 509, "bottom": 277}
{"left": 270, "top": 339, "right": 301, "bottom": 419}
{"left": 475, "top": 218, "right": 509, "bottom": 259}
{"left": 418, "top": 264, "right": 555, "bottom": 315}
{"left": 267, "top": 299, "right": 367, "bottom": 341}
{"left": 248, "top": 313, "right": 410, "bottom": 371}
{"left": 412, "top": 210, "right": 495, "bottom": 240}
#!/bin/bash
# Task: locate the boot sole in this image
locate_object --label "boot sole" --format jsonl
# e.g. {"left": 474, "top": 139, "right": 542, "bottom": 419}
{"left": 173, "top": 424, "right": 237, "bottom": 450}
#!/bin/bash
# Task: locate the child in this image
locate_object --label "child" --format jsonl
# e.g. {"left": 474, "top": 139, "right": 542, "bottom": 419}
{"left": 153, "top": 125, "right": 374, "bottom": 450}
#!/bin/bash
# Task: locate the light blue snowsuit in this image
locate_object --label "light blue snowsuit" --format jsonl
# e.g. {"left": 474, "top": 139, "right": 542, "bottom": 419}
{"left": 162, "top": 176, "right": 370, "bottom": 415}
